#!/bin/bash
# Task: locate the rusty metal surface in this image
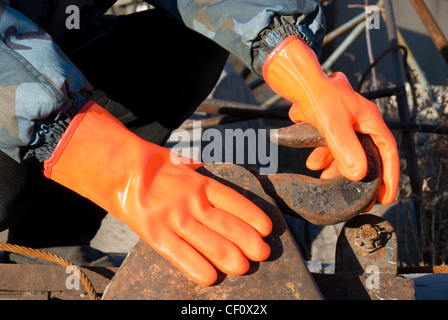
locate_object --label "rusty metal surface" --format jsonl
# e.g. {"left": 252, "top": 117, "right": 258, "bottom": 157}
{"left": 408, "top": 0, "right": 448, "bottom": 64}
{"left": 102, "top": 163, "right": 323, "bottom": 300}
{"left": 313, "top": 213, "right": 415, "bottom": 300}
{"left": 336, "top": 214, "right": 397, "bottom": 274}
{"left": 0, "top": 264, "right": 117, "bottom": 300}
{"left": 259, "top": 123, "right": 382, "bottom": 225}
{"left": 270, "top": 122, "right": 327, "bottom": 149}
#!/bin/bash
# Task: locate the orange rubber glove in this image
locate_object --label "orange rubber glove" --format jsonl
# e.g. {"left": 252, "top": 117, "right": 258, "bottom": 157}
{"left": 43, "top": 101, "right": 272, "bottom": 286}
{"left": 263, "top": 36, "right": 399, "bottom": 206}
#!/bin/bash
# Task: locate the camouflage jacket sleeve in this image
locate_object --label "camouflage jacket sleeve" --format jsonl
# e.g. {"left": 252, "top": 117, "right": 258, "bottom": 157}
{"left": 0, "top": 4, "right": 93, "bottom": 163}
{"left": 151, "top": 0, "right": 326, "bottom": 76}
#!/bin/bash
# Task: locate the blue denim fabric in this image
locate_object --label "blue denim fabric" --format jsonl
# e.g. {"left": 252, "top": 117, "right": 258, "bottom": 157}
{"left": 0, "top": 4, "right": 93, "bottom": 162}
{"left": 151, "top": 0, "right": 326, "bottom": 75}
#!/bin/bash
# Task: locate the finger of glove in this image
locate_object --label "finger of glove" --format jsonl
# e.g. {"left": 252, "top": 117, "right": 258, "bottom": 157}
{"left": 320, "top": 160, "right": 340, "bottom": 180}
{"left": 377, "top": 136, "right": 399, "bottom": 205}
{"left": 356, "top": 119, "right": 399, "bottom": 205}
{"left": 155, "top": 231, "right": 218, "bottom": 287}
{"left": 175, "top": 217, "right": 250, "bottom": 276}
{"left": 362, "top": 198, "right": 376, "bottom": 213}
{"left": 288, "top": 103, "right": 302, "bottom": 123}
{"left": 206, "top": 179, "right": 272, "bottom": 237}
{"left": 291, "top": 105, "right": 367, "bottom": 181}
{"left": 323, "top": 122, "right": 368, "bottom": 182}
{"left": 196, "top": 206, "right": 271, "bottom": 262}
{"left": 375, "top": 153, "right": 399, "bottom": 205}
{"left": 306, "top": 147, "right": 334, "bottom": 171}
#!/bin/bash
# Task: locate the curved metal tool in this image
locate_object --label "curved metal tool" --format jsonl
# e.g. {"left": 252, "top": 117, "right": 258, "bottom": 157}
{"left": 257, "top": 122, "right": 382, "bottom": 225}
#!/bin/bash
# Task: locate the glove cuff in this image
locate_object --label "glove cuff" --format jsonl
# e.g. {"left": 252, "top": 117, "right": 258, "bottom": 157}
{"left": 44, "top": 100, "right": 95, "bottom": 178}
{"left": 262, "top": 35, "right": 299, "bottom": 81}
{"left": 262, "top": 35, "right": 330, "bottom": 108}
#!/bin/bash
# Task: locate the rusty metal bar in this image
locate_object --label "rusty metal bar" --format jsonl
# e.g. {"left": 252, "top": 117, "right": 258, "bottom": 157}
{"left": 193, "top": 99, "right": 448, "bottom": 135}
{"left": 196, "top": 99, "right": 289, "bottom": 120}
{"left": 180, "top": 115, "right": 245, "bottom": 130}
{"left": 408, "top": 0, "right": 448, "bottom": 64}
{"left": 386, "top": 121, "right": 448, "bottom": 134}
{"left": 362, "top": 86, "right": 405, "bottom": 99}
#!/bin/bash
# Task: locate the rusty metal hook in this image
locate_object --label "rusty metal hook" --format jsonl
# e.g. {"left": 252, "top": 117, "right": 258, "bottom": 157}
{"left": 256, "top": 122, "right": 382, "bottom": 225}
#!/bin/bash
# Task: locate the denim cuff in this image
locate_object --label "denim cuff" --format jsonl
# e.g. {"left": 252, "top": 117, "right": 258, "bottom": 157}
{"left": 252, "top": 12, "right": 326, "bottom": 77}
{"left": 24, "top": 93, "right": 90, "bottom": 162}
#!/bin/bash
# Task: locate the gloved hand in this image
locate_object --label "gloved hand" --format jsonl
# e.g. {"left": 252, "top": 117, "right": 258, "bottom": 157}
{"left": 263, "top": 36, "right": 399, "bottom": 206}
{"left": 44, "top": 101, "right": 272, "bottom": 286}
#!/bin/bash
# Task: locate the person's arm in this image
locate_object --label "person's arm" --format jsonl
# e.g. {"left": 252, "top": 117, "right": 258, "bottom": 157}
{"left": 0, "top": 4, "right": 272, "bottom": 287}
{"left": 0, "top": 3, "right": 93, "bottom": 162}
{"left": 152, "top": 0, "right": 399, "bottom": 206}
{"left": 262, "top": 36, "right": 399, "bottom": 206}
{"left": 150, "top": 0, "right": 326, "bottom": 76}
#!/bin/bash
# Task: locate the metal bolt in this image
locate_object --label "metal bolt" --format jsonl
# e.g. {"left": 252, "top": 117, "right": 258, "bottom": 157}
{"left": 354, "top": 224, "right": 383, "bottom": 252}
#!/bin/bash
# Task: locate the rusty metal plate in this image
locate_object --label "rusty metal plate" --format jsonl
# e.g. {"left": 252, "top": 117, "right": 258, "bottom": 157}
{"left": 336, "top": 213, "right": 397, "bottom": 274}
{"left": 102, "top": 163, "right": 323, "bottom": 300}
{"left": 320, "top": 213, "right": 416, "bottom": 300}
